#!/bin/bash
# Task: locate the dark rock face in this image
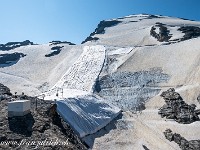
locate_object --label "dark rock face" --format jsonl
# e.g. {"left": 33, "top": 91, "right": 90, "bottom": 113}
{"left": 0, "top": 53, "right": 26, "bottom": 67}
{"left": 0, "top": 84, "right": 87, "bottom": 150}
{"left": 8, "top": 113, "right": 35, "bottom": 136}
{"left": 158, "top": 88, "right": 200, "bottom": 124}
{"left": 0, "top": 83, "right": 11, "bottom": 95}
{"left": 81, "top": 37, "right": 99, "bottom": 44}
{"left": 117, "top": 14, "right": 163, "bottom": 20}
{"left": 0, "top": 40, "right": 34, "bottom": 51}
{"left": 150, "top": 23, "right": 200, "bottom": 44}
{"left": 150, "top": 22, "right": 172, "bottom": 42}
{"left": 147, "top": 14, "right": 161, "bottom": 19}
{"left": 144, "top": 14, "right": 163, "bottom": 19}
{"left": 45, "top": 46, "right": 64, "bottom": 57}
{"left": 81, "top": 20, "right": 122, "bottom": 44}
{"left": 178, "top": 26, "right": 200, "bottom": 41}
{"left": 142, "top": 145, "right": 150, "bottom": 150}
{"left": 197, "top": 95, "right": 200, "bottom": 104}
{"left": 95, "top": 68, "right": 169, "bottom": 112}
{"left": 49, "top": 41, "right": 75, "bottom": 46}
{"left": 164, "top": 129, "right": 200, "bottom": 150}
{"left": 93, "top": 20, "right": 122, "bottom": 35}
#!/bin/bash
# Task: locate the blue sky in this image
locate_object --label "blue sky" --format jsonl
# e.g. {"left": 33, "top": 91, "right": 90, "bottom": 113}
{"left": 0, "top": 0, "right": 200, "bottom": 44}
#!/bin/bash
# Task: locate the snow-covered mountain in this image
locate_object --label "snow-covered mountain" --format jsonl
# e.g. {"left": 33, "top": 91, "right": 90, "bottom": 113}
{"left": 1, "top": 14, "right": 200, "bottom": 149}
{"left": 0, "top": 41, "right": 83, "bottom": 95}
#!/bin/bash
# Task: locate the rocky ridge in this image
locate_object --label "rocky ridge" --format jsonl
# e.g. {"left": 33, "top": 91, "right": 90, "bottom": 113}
{"left": 0, "top": 84, "right": 87, "bottom": 150}
{"left": 81, "top": 20, "right": 122, "bottom": 44}
{"left": 0, "top": 53, "right": 26, "bottom": 68}
{"left": 0, "top": 40, "right": 34, "bottom": 51}
{"left": 49, "top": 41, "right": 75, "bottom": 46}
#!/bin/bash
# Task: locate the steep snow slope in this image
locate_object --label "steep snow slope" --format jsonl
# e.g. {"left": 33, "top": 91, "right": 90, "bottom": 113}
{"left": 43, "top": 45, "right": 106, "bottom": 99}
{"left": 82, "top": 14, "right": 200, "bottom": 149}
{"left": 0, "top": 43, "right": 83, "bottom": 95}
{"left": 41, "top": 45, "right": 121, "bottom": 139}
{"left": 81, "top": 14, "right": 200, "bottom": 111}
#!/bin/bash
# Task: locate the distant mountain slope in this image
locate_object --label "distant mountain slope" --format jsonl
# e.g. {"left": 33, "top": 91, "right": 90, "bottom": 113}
{"left": 0, "top": 41, "right": 83, "bottom": 95}
{"left": 81, "top": 14, "right": 200, "bottom": 149}
{"left": 82, "top": 14, "right": 200, "bottom": 47}
{"left": 80, "top": 14, "right": 200, "bottom": 111}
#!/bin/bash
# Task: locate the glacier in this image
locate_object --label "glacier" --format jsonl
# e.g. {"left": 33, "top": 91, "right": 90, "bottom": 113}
{"left": 42, "top": 45, "right": 121, "bottom": 138}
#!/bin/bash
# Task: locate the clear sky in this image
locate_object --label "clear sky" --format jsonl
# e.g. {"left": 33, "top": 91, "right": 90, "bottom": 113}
{"left": 0, "top": 0, "right": 200, "bottom": 44}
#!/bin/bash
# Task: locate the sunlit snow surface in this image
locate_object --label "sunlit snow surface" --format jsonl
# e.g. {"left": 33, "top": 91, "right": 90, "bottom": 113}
{"left": 45, "top": 45, "right": 106, "bottom": 94}
{"left": 57, "top": 94, "right": 120, "bottom": 137}
{"left": 42, "top": 45, "right": 121, "bottom": 138}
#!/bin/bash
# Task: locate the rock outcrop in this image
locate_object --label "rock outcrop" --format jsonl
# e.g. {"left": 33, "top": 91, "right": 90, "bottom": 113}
{"left": 49, "top": 41, "right": 75, "bottom": 46}
{"left": 0, "top": 53, "right": 26, "bottom": 67}
{"left": 158, "top": 88, "right": 200, "bottom": 124}
{"left": 45, "top": 46, "right": 64, "bottom": 57}
{"left": 178, "top": 26, "right": 200, "bottom": 41}
{"left": 150, "top": 22, "right": 172, "bottom": 42}
{"left": 0, "top": 83, "right": 11, "bottom": 95}
{"left": 81, "top": 20, "right": 122, "bottom": 44}
{"left": 164, "top": 129, "right": 200, "bottom": 150}
{"left": 0, "top": 40, "right": 34, "bottom": 51}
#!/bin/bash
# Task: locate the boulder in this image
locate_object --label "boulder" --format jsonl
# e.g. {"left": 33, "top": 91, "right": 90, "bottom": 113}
{"left": 164, "top": 129, "right": 200, "bottom": 150}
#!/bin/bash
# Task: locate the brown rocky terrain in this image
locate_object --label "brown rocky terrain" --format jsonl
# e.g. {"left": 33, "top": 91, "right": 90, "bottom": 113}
{"left": 0, "top": 84, "right": 87, "bottom": 150}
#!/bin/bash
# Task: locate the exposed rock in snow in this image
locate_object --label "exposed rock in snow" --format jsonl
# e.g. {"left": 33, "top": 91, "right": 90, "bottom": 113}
{"left": 0, "top": 83, "right": 11, "bottom": 96}
{"left": 49, "top": 40, "right": 76, "bottom": 46}
{"left": 83, "top": 14, "right": 200, "bottom": 47}
{"left": 150, "top": 22, "right": 172, "bottom": 42}
{"left": 0, "top": 40, "right": 34, "bottom": 51}
{"left": 0, "top": 53, "right": 26, "bottom": 68}
{"left": 45, "top": 46, "right": 64, "bottom": 57}
{"left": 158, "top": 88, "right": 200, "bottom": 124}
{"left": 178, "top": 26, "right": 200, "bottom": 41}
{"left": 164, "top": 129, "right": 200, "bottom": 150}
{"left": 0, "top": 44, "right": 83, "bottom": 95}
{"left": 82, "top": 20, "right": 122, "bottom": 44}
